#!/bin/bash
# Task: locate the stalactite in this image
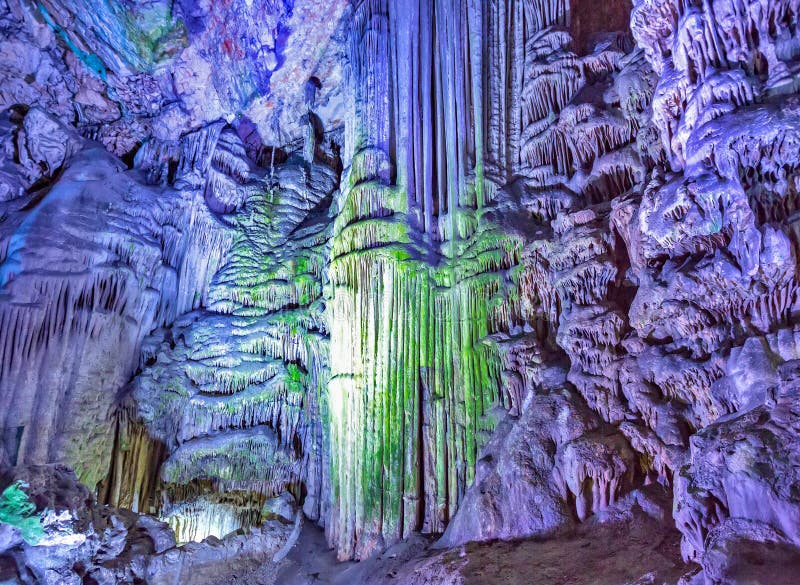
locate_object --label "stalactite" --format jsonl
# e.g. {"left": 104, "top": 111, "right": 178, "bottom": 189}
{"left": 132, "top": 151, "right": 338, "bottom": 542}
{"left": 326, "top": 0, "right": 532, "bottom": 561}
{"left": 100, "top": 401, "right": 167, "bottom": 515}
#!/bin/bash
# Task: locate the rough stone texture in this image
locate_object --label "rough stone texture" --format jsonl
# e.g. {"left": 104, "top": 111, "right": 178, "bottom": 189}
{"left": 0, "top": 108, "right": 235, "bottom": 487}
{"left": 131, "top": 148, "right": 337, "bottom": 542}
{"left": 0, "top": 465, "right": 293, "bottom": 585}
{"left": 674, "top": 361, "right": 800, "bottom": 563}
{"left": 2, "top": 0, "right": 800, "bottom": 582}
{"left": 1, "top": 0, "right": 349, "bottom": 152}
{"left": 440, "top": 364, "right": 612, "bottom": 546}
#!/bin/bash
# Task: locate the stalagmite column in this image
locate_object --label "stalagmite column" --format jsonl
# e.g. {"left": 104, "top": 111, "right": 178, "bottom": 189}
{"left": 328, "top": 0, "right": 523, "bottom": 560}
{"left": 327, "top": 0, "right": 417, "bottom": 559}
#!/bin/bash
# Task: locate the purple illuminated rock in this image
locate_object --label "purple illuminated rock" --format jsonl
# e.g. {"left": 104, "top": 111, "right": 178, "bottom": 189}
{"left": 1, "top": 0, "right": 800, "bottom": 582}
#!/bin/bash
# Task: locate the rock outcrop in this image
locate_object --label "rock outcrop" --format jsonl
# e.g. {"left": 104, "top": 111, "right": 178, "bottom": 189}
{"left": 0, "top": 465, "right": 295, "bottom": 585}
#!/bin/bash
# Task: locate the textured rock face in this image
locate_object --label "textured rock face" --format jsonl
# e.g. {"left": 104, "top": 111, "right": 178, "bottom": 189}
{"left": 0, "top": 108, "right": 234, "bottom": 486}
{"left": 1, "top": 0, "right": 348, "bottom": 152}
{"left": 2, "top": 0, "right": 800, "bottom": 582}
{"left": 132, "top": 152, "right": 337, "bottom": 543}
{"left": 0, "top": 465, "right": 295, "bottom": 585}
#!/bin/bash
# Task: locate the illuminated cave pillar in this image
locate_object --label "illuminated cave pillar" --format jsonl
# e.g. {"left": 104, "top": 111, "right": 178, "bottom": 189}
{"left": 327, "top": 0, "right": 417, "bottom": 560}
{"left": 328, "top": 0, "right": 504, "bottom": 560}
{"left": 328, "top": 258, "right": 428, "bottom": 560}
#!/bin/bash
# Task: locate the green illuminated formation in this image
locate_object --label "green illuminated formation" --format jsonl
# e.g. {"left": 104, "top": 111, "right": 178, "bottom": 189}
{"left": 325, "top": 0, "right": 533, "bottom": 560}
{"left": 0, "top": 482, "right": 43, "bottom": 545}
{"left": 129, "top": 140, "right": 338, "bottom": 542}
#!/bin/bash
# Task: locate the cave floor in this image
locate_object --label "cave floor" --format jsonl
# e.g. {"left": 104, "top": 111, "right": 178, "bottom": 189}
{"left": 200, "top": 503, "right": 691, "bottom": 585}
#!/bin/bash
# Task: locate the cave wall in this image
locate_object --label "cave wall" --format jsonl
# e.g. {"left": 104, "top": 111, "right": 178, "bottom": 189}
{"left": 0, "top": 112, "right": 235, "bottom": 487}
{"left": 1, "top": 0, "right": 800, "bottom": 580}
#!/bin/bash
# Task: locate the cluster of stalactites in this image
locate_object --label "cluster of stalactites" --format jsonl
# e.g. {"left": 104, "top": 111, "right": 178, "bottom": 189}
{"left": 326, "top": 0, "right": 561, "bottom": 561}
{"left": 632, "top": 0, "right": 800, "bottom": 170}
{"left": 327, "top": 244, "right": 522, "bottom": 559}
{"left": 0, "top": 112, "right": 237, "bottom": 486}
{"left": 130, "top": 155, "right": 338, "bottom": 540}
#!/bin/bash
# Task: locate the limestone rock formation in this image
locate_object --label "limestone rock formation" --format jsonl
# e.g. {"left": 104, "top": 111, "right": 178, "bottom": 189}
{"left": 1, "top": 0, "right": 800, "bottom": 583}
{"left": 0, "top": 107, "right": 235, "bottom": 488}
{"left": 0, "top": 465, "right": 295, "bottom": 585}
